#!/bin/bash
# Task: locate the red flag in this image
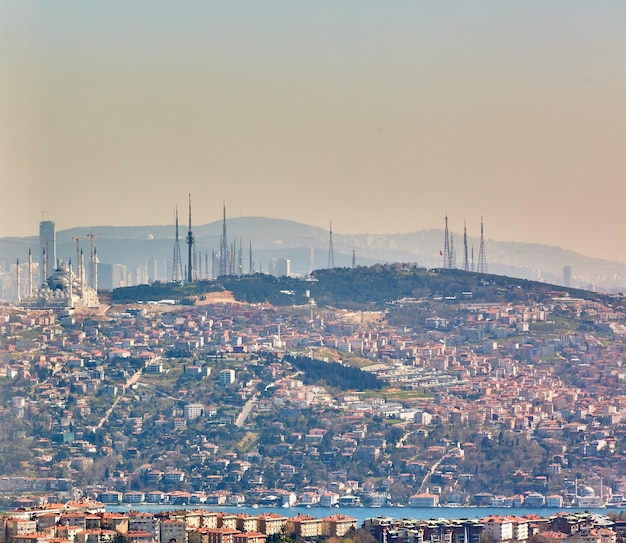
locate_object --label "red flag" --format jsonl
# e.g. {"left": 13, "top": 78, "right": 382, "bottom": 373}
{"left": 439, "top": 250, "right": 443, "bottom": 256}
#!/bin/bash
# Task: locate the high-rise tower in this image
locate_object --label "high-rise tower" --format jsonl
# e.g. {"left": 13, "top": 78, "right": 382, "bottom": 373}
{"left": 39, "top": 220, "right": 55, "bottom": 282}
{"left": 27, "top": 248, "right": 33, "bottom": 296}
{"left": 186, "top": 193, "right": 195, "bottom": 283}
{"left": 171, "top": 206, "right": 183, "bottom": 282}
{"left": 477, "top": 216, "right": 488, "bottom": 274}
{"left": 16, "top": 257, "right": 21, "bottom": 301}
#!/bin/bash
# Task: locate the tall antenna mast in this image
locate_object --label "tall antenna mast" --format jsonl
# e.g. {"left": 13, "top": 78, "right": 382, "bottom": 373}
{"left": 172, "top": 206, "right": 183, "bottom": 281}
{"left": 327, "top": 221, "right": 335, "bottom": 268}
{"left": 220, "top": 202, "right": 229, "bottom": 276}
{"left": 186, "top": 193, "right": 195, "bottom": 283}
{"left": 449, "top": 232, "right": 456, "bottom": 269}
{"left": 463, "top": 221, "right": 469, "bottom": 272}
{"left": 477, "top": 216, "right": 488, "bottom": 274}
{"left": 443, "top": 214, "right": 451, "bottom": 269}
{"left": 352, "top": 249, "right": 356, "bottom": 269}
{"left": 249, "top": 241, "right": 254, "bottom": 275}
{"left": 238, "top": 237, "right": 243, "bottom": 276}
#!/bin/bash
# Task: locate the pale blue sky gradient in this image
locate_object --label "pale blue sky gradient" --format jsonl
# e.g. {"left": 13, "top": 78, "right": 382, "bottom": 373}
{"left": 1, "top": 2, "right": 625, "bottom": 261}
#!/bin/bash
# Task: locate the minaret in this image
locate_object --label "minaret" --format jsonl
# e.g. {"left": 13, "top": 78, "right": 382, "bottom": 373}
{"left": 93, "top": 248, "right": 98, "bottom": 293}
{"left": 463, "top": 221, "right": 469, "bottom": 272}
{"left": 42, "top": 246, "right": 48, "bottom": 285}
{"left": 352, "top": 249, "right": 356, "bottom": 269}
{"left": 186, "top": 193, "right": 194, "bottom": 283}
{"left": 443, "top": 214, "right": 451, "bottom": 269}
{"left": 68, "top": 258, "right": 73, "bottom": 305}
{"left": 73, "top": 237, "right": 81, "bottom": 289}
{"left": 80, "top": 248, "right": 86, "bottom": 300}
{"left": 16, "top": 258, "right": 21, "bottom": 302}
{"left": 172, "top": 206, "right": 183, "bottom": 282}
{"left": 28, "top": 249, "right": 33, "bottom": 296}
{"left": 477, "top": 216, "right": 487, "bottom": 274}
{"left": 327, "top": 221, "right": 335, "bottom": 269}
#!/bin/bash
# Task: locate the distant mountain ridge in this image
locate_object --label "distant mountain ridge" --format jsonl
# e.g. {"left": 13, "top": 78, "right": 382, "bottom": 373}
{"left": 1, "top": 217, "right": 625, "bottom": 292}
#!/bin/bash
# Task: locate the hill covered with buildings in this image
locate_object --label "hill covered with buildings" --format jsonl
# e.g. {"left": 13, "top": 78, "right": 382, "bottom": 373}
{"left": 2, "top": 264, "right": 626, "bottom": 510}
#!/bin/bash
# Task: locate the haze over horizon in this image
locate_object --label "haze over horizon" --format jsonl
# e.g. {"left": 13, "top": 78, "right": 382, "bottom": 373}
{"left": 1, "top": 2, "right": 625, "bottom": 261}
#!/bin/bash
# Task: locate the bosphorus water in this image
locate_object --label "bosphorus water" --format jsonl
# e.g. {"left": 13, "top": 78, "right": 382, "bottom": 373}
{"left": 108, "top": 504, "right": 619, "bottom": 524}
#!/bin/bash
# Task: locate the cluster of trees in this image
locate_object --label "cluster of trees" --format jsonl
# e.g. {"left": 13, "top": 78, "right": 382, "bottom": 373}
{"left": 283, "top": 354, "right": 384, "bottom": 391}
{"left": 111, "top": 280, "right": 222, "bottom": 303}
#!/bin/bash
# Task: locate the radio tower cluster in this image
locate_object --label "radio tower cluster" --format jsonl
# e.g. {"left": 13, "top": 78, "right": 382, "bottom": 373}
{"left": 443, "top": 215, "right": 487, "bottom": 273}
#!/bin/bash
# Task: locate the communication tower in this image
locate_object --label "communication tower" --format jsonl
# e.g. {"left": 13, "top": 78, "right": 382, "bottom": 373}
{"left": 186, "top": 193, "right": 195, "bottom": 283}
{"left": 220, "top": 202, "right": 229, "bottom": 276}
{"left": 449, "top": 232, "right": 456, "bottom": 269}
{"left": 477, "top": 216, "right": 488, "bottom": 274}
{"left": 328, "top": 221, "right": 335, "bottom": 268}
{"left": 443, "top": 214, "right": 451, "bottom": 269}
{"left": 463, "top": 221, "right": 469, "bottom": 272}
{"left": 171, "top": 206, "right": 183, "bottom": 282}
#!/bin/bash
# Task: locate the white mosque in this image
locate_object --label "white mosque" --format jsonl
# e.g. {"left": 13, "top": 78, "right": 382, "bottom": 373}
{"left": 16, "top": 219, "right": 99, "bottom": 309}
{"left": 18, "top": 260, "right": 99, "bottom": 309}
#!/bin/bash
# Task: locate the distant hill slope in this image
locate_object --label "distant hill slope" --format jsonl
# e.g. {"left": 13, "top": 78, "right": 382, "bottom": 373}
{"left": 2, "top": 217, "right": 626, "bottom": 292}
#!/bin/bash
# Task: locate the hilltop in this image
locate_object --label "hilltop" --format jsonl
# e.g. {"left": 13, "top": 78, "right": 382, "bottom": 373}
{"left": 111, "top": 264, "right": 620, "bottom": 310}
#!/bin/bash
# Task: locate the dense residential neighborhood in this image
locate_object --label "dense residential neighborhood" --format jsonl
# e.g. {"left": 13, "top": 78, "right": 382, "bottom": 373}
{"left": 2, "top": 269, "right": 626, "bottom": 513}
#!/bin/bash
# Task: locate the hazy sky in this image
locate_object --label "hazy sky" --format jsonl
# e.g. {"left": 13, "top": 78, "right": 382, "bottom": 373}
{"left": 1, "top": 2, "right": 625, "bottom": 261}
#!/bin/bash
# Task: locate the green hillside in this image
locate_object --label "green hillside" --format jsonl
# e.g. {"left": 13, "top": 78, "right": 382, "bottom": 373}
{"left": 111, "top": 264, "right": 620, "bottom": 309}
